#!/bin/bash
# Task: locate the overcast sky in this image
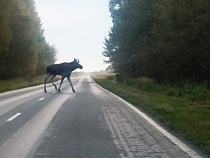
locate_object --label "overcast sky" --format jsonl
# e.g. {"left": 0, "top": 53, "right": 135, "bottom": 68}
{"left": 34, "top": 0, "right": 112, "bottom": 72}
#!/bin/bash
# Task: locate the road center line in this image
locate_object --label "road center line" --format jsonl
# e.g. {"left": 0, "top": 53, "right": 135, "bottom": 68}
{"left": 7, "top": 113, "right": 21, "bottom": 122}
{"left": 39, "top": 97, "right": 45, "bottom": 101}
{"left": 0, "top": 92, "right": 73, "bottom": 158}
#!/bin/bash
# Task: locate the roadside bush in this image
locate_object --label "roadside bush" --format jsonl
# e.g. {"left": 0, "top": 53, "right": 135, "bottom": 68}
{"left": 190, "top": 86, "right": 209, "bottom": 101}
{"left": 123, "top": 79, "right": 167, "bottom": 93}
{"left": 180, "top": 84, "right": 209, "bottom": 101}
{"left": 166, "top": 88, "right": 182, "bottom": 97}
{"left": 116, "top": 77, "right": 210, "bottom": 103}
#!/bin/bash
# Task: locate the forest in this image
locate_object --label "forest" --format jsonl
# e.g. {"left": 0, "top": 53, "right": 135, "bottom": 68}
{"left": 103, "top": 0, "right": 210, "bottom": 85}
{"left": 0, "top": 0, "right": 56, "bottom": 80}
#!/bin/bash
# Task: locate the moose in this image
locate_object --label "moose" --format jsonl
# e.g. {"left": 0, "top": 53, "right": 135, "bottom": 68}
{"left": 44, "top": 58, "right": 83, "bottom": 93}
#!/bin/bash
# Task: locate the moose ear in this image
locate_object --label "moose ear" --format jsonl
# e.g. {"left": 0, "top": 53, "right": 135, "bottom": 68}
{"left": 74, "top": 58, "right": 76, "bottom": 62}
{"left": 77, "top": 59, "right": 79, "bottom": 63}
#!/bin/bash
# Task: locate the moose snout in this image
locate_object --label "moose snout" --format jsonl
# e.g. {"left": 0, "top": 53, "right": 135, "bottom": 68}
{"left": 80, "top": 65, "right": 83, "bottom": 69}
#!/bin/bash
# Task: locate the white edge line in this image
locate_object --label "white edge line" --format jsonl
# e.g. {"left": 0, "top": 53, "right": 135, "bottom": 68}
{"left": 96, "top": 83, "right": 203, "bottom": 158}
{"left": 7, "top": 113, "right": 21, "bottom": 122}
{"left": 39, "top": 97, "right": 45, "bottom": 101}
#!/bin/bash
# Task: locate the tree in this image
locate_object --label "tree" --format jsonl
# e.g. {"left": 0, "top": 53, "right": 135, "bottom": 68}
{"left": 139, "top": 0, "right": 210, "bottom": 84}
{"left": 36, "top": 30, "right": 57, "bottom": 74}
{"left": 0, "top": 0, "right": 57, "bottom": 79}
{"left": 103, "top": 0, "right": 154, "bottom": 78}
{"left": 0, "top": 0, "right": 13, "bottom": 55}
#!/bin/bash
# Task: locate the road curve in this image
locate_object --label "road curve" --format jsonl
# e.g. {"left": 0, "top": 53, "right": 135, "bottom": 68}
{"left": 0, "top": 72, "right": 205, "bottom": 158}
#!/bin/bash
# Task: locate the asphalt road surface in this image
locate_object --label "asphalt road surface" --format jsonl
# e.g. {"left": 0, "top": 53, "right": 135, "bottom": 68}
{"left": 0, "top": 73, "right": 205, "bottom": 158}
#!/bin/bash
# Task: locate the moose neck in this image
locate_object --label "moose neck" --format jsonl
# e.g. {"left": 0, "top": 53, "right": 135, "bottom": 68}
{"left": 68, "top": 62, "right": 79, "bottom": 71}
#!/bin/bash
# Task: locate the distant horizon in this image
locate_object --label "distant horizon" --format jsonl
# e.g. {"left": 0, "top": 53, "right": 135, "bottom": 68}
{"left": 35, "top": 0, "right": 112, "bottom": 72}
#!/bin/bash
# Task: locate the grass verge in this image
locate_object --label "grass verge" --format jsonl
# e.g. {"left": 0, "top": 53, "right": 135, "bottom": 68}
{"left": 94, "top": 77, "right": 210, "bottom": 156}
{"left": 0, "top": 76, "right": 46, "bottom": 93}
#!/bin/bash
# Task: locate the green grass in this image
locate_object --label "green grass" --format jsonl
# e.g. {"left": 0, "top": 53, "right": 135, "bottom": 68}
{"left": 0, "top": 76, "right": 46, "bottom": 93}
{"left": 94, "top": 78, "right": 210, "bottom": 156}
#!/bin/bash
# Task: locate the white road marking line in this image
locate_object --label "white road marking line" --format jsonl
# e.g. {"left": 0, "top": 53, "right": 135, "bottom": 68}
{"left": 7, "top": 113, "right": 21, "bottom": 122}
{"left": 0, "top": 93, "right": 72, "bottom": 158}
{"left": 53, "top": 91, "right": 56, "bottom": 93}
{"left": 39, "top": 97, "right": 45, "bottom": 101}
{"left": 97, "top": 84, "right": 203, "bottom": 158}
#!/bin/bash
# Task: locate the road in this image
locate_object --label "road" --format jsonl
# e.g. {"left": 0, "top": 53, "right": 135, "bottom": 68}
{"left": 0, "top": 73, "right": 205, "bottom": 158}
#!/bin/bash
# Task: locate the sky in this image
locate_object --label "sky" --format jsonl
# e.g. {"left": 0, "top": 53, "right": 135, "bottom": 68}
{"left": 34, "top": 0, "right": 112, "bottom": 72}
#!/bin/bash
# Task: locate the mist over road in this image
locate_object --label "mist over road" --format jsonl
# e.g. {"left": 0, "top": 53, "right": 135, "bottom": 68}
{"left": 0, "top": 73, "right": 203, "bottom": 158}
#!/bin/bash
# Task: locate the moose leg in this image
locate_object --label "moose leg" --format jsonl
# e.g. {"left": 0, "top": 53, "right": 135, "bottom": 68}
{"left": 58, "top": 76, "right": 65, "bottom": 92}
{"left": 67, "top": 76, "right": 75, "bottom": 93}
{"left": 44, "top": 74, "right": 51, "bottom": 93}
{"left": 50, "top": 75, "right": 57, "bottom": 90}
